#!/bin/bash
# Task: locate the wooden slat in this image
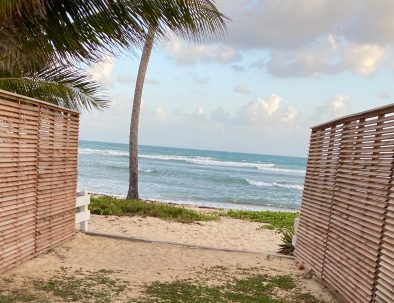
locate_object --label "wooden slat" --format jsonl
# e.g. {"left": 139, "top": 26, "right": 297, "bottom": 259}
{"left": 0, "top": 92, "right": 79, "bottom": 274}
{"left": 296, "top": 110, "right": 394, "bottom": 303}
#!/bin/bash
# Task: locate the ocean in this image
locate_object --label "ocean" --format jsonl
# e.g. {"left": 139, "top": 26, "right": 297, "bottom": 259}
{"left": 78, "top": 140, "right": 307, "bottom": 211}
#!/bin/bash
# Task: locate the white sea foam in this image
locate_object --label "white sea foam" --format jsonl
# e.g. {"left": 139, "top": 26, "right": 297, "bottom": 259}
{"left": 246, "top": 179, "right": 304, "bottom": 191}
{"left": 139, "top": 154, "right": 303, "bottom": 174}
{"left": 79, "top": 148, "right": 305, "bottom": 175}
{"left": 79, "top": 148, "right": 128, "bottom": 157}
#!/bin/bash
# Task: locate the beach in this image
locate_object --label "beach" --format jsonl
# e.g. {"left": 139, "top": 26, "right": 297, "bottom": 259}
{"left": 88, "top": 213, "right": 281, "bottom": 254}
{"left": 0, "top": 200, "right": 338, "bottom": 302}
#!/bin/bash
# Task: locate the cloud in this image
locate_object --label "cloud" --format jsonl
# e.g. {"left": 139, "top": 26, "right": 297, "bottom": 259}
{"left": 146, "top": 79, "right": 160, "bottom": 85}
{"left": 310, "top": 95, "right": 349, "bottom": 125}
{"left": 217, "top": 0, "right": 353, "bottom": 49}
{"left": 166, "top": 35, "right": 242, "bottom": 65}
{"left": 378, "top": 90, "right": 391, "bottom": 101}
{"left": 193, "top": 75, "right": 210, "bottom": 85}
{"left": 250, "top": 59, "right": 265, "bottom": 70}
{"left": 138, "top": 94, "right": 305, "bottom": 155}
{"left": 117, "top": 74, "right": 133, "bottom": 84}
{"left": 235, "top": 95, "right": 283, "bottom": 125}
{"left": 231, "top": 65, "right": 245, "bottom": 72}
{"left": 343, "top": 44, "right": 385, "bottom": 75}
{"left": 233, "top": 84, "right": 250, "bottom": 95}
{"left": 142, "top": 105, "right": 167, "bottom": 122}
{"left": 117, "top": 74, "right": 160, "bottom": 85}
{"left": 209, "top": 94, "right": 298, "bottom": 128}
{"left": 89, "top": 56, "right": 114, "bottom": 85}
{"left": 344, "top": 1, "right": 394, "bottom": 45}
{"left": 163, "top": 1, "right": 394, "bottom": 78}
{"left": 266, "top": 35, "right": 385, "bottom": 78}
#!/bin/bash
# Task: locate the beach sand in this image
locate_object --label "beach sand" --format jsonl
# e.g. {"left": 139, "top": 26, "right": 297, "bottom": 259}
{"left": 88, "top": 214, "right": 282, "bottom": 254}
{"left": 5, "top": 233, "right": 336, "bottom": 302}
{"left": 0, "top": 209, "right": 338, "bottom": 302}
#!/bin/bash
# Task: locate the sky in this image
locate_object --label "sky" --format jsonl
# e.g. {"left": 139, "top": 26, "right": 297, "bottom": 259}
{"left": 80, "top": 0, "right": 394, "bottom": 157}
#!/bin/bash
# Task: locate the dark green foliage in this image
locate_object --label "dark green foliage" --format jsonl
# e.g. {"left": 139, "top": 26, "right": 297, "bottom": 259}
{"left": 0, "top": 0, "right": 228, "bottom": 70}
{"left": 0, "top": 66, "right": 108, "bottom": 111}
{"left": 90, "top": 196, "right": 218, "bottom": 223}
{"left": 278, "top": 227, "right": 295, "bottom": 255}
{"left": 226, "top": 210, "right": 299, "bottom": 231}
{"left": 0, "top": 0, "right": 228, "bottom": 111}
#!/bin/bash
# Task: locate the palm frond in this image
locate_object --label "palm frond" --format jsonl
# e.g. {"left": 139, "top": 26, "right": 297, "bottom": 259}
{"left": 151, "top": 0, "right": 228, "bottom": 41}
{"left": 0, "top": 67, "right": 109, "bottom": 111}
{"left": 0, "top": 0, "right": 228, "bottom": 73}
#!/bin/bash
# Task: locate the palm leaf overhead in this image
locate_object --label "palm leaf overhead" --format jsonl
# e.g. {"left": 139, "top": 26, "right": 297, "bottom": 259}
{"left": 0, "top": 0, "right": 227, "bottom": 111}
{"left": 0, "top": 0, "right": 227, "bottom": 72}
{"left": 0, "top": 67, "right": 108, "bottom": 111}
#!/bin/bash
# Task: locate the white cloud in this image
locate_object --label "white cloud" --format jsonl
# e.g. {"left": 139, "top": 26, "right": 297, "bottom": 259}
{"left": 267, "top": 35, "right": 385, "bottom": 77}
{"left": 343, "top": 44, "right": 385, "bottom": 75}
{"left": 90, "top": 56, "right": 114, "bottom": 85}
{"left": 142, "top": 105, "right": 167, "bottom": 122}
{"left": 310, "top": 95, "right": 349, "bottom": 125}
{"left": 281, "top": 107, "right": 298, "bottom": 123}
{"left": 166, "top": 35, "right": 242, "bottom": 65}
{"left": 138, "top": 94, "right": 306, "bottom": 155}
{"left": 207, "top": 95, "right": 298, "bottom": 130}
{"left": 235, "top": 95, "right": 282, "bottom": 125}
{"left": 233, "top": 84, "right": 250, "bottom": 95}
{"left": 217, "top": 0, "right": 353, "bottom": 49}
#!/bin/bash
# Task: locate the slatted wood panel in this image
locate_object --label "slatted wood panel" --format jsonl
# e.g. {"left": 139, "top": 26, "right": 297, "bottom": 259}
{"left": 295, "top": 104, "right": 394, "bottom": 303}
{"left": 0, "top": 90, "right": 79, "bottom": 272}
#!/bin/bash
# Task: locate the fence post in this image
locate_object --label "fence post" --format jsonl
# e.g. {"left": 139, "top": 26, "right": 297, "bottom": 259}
{"left": 76, "top": 192, "right": 91, "bottom": 232}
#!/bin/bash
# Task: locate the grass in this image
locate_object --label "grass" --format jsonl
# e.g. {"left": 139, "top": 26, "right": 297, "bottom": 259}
{"left": 136, "top": 273, "right": 324, "bottom": 303}
{"left": 0, "top": 289, "right": 40, "bottom": 303}
{"left": 90, "top": 196, "right": 300, "bottom": 230}
{"left": 226, "top": 210, "right": 299, "bottom": 231}
{"left": 33, "top": 269, "right": 129, "bottom": 303}
{"left": 89, "top": 196, "right": 218, "bottom": 223}
{"left": 0, "top": 267, "right": 328, "bottom": 303}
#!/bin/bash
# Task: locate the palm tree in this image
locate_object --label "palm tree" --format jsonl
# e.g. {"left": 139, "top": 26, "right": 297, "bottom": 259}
{"left": 0, "top": 0, "right": 226, "bottom": 110}
{"left": 127, "top": 0, "right": 227, "bottom": 199}
{"left": 0, "top": 66, "right": 109, "bottom": 111}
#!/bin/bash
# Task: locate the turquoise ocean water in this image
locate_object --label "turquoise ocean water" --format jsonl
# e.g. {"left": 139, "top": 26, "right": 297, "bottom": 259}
{"left": 78, "top": 140, "right": 307, "bottom": 211}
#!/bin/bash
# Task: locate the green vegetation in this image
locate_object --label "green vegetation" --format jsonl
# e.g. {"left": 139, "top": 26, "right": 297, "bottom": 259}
{"left": 278, "top": 227, "right": 296, "bottom": 255}
{"left": 0, "top": 289, "right": 39, "bottom": 303}
{"left": 226, "top": 210, "right": 299, "bottom": 231}
{"left": 33, "top": 269, "right": 128, "bottom": 303}
{"left": 90, "top": 196, "right": 218, "bottom": 223}
{"left": 136, "top": 273, "right": 323, "bottom": 303}
{"left": 0, "top": 267, "right": 327, "bottom": 303}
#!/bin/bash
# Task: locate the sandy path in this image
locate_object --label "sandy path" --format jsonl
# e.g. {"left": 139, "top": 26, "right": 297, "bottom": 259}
{"left": 6, "top": 233, "right": 336, "bottom": 302}
{"left": 88, "top": 214, "right": 282, "bottom": 254}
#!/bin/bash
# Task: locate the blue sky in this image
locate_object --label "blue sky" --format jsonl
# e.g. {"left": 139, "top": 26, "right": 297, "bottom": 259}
{"left": 80, "top": 0, "right": 394, "bottom": 157}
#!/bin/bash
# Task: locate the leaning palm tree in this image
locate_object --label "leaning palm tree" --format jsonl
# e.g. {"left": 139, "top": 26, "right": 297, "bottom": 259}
{"left": 0, "top": 0, "right": 225, "bottom": 110}
{"left": 127, "top": 0, "right": 227, "bottom": 199}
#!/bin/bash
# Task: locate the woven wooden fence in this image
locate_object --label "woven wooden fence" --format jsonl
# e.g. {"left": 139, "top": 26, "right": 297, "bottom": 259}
{"left": 0, "top": 89, "right": 79, "bottom": 273}
{"left": 295, "top": 104, "right": 394, "bottom": 303}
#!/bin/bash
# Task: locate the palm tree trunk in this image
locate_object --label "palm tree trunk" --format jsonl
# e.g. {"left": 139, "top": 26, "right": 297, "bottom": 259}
{"left": 127, "top": 25, "right": 156, "bottom": 200}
